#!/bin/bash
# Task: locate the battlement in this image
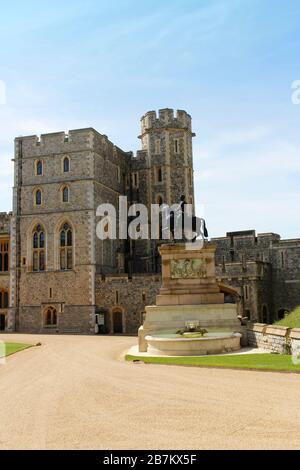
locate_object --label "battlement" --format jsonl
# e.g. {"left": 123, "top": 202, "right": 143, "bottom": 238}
{"left": 216, "top": 260, "right": 271, "bottom": 278}
{"left": 14, "top": 128, "right": 108, "bottom": 158}
{"left": 134, "top": 150, "right": 147, "bottom": 160}
{"left": 0, "top": 212, "right": 12, "bottom": 235}
{"left": 14, "top": 128, "right": 95, "bottom": 157}
{"left": 140, "top": 108, "right": 192, "bottom": 135}
{"left": 14, "top": 127, "right": 131, "bottom": 160}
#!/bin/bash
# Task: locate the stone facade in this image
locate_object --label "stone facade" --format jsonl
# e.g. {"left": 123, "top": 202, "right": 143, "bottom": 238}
{"left": 0, "top": 212, "right": 11, "bottom": 330}
{"left": 3, "top": 109, "right": 195, "bottom": 334}
{"left": 0, "top": 111, "right": 299, "bottom": 335}
{"left": 213, "top": 230, "right": 300, "bottom": 323}
{"left": 95, "top": 274, "right": 161, "bottom": 334}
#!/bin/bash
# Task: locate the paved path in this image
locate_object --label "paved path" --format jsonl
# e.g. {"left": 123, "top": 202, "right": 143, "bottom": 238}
{"left": 0, "top": 333, "right": 300, "bottom": 450}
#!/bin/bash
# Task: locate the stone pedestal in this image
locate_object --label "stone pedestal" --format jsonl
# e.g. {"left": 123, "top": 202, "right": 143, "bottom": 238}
{"left": 157, "top": 243, "right": 224, "bottom": 305}
{"left": 138, "top": 242, "right": 244, "bottom": 352}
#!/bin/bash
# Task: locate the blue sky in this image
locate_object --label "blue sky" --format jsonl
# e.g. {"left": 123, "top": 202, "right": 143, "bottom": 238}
{"left": 0, "top": 0, "right": 300, "bottom": 238}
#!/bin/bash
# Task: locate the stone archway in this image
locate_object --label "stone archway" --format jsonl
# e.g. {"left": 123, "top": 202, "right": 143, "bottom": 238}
{"left": 112, "top": 308, "right": 124, "bottom": 334}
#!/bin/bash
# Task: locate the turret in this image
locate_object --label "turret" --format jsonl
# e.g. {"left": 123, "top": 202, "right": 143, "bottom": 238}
{"left": 139, "top": 108, "right": 195, "bottom": 207}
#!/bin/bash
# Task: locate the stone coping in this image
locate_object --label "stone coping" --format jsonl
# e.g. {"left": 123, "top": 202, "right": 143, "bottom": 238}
{"left": 126, "top": 345, "right": 266, "bottom": 358}
{"left": 247, "top": 323, "right": 268, "bottom": 333}
{"left": 145, "top": 332, "right": 242, "bottom": 342}
{"left": 265, "top": 325, "right": 290, "bottom": 337}
{"left": 159, "top": 242, "right": 216, "bottom": 256}
{"left": 248, "top": 323, "right": 300, "bottom": 338}
{"left": 290, "top": 328, "right": 300, "bottom": 340}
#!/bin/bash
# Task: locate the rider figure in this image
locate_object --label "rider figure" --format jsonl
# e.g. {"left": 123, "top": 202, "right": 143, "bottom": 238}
{"left": 179, "top": 194, "right": 209, "bottom": 241}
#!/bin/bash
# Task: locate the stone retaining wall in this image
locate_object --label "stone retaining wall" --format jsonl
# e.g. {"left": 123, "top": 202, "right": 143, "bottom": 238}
{"left": 247, "top": 323, "right": 300, "bottom": 355}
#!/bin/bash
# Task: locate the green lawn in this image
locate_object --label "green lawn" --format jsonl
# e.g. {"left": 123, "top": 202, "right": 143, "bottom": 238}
{"left": 126, "top": 353, "right": 300, "bottom": 372}
{"left": 0, "top": 342, "right": 33, "bottom": 358}
{"left": 276, "top": 307, "right": 300, "bottom": 328}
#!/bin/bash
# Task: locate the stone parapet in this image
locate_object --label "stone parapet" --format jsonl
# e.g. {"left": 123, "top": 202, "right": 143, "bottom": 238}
{"left": 247, "top": 322, "right": 300, "bottom": 355}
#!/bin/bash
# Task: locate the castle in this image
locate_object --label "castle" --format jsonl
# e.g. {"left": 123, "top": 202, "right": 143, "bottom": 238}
{"left": 0, "top": 109, "right": 299, "bottom": 334}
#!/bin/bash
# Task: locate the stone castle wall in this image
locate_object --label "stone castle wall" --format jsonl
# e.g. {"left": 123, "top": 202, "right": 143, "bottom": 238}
{"left": 247, "top": 323, "right": 300, "bottom": 356}
{"left": 213, "top": 231, "right": 300, "bottom": 323}
{"left": 95, "top": 274, "right": 161, "bottom": 334}
{"left": 1, "top": 110, "right": 300, "bottom": 335}
{"left": 12, "top": 130, "right": 104, "bottom": 334}
{"left": 0, "top": 212, "right": 12, "bottom": 235}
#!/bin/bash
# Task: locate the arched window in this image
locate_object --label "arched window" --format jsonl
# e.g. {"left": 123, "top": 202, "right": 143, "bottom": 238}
{"left": 0, "top": 289, "right": 9, "bottom": 309}
{"left": 35, "top": 189, "right": 42, "bottom": 206}
{"left": 0, "top": 240, "right": 9, "bottom": 272}
{"left": 63, "top": 157, "right": 70, "bottom": 173}
{"left": 62, "top": 186, "right": 69, "bottom": 203}
{"left": 60, "top": 223, "right": 73, "bottom": 270}
{"left": 44, "top": 307, "right": 57, "bottom": 327}
{"left": 32, "top": 224, "right": 45, "bottom": 271}
{"left": 36, "top": 160, "right": 43, "bottom": 176}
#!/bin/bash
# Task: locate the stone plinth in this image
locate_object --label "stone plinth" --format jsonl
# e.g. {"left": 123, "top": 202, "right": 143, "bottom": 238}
{"left": 138, "top": 242, "right": 243, "bottom": 353}
{"left": 157, "top": 243, "right": 224, "bottom": 306}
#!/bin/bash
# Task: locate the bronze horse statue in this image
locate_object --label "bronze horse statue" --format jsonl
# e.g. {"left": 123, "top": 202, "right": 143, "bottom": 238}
{"left": 162, "top": 195, "right": 208, "bottom": 242}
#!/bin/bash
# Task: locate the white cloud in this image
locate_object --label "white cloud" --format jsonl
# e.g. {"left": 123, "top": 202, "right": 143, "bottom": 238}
{"left": 194, "top": 128, "right": 300, "bottom": 184}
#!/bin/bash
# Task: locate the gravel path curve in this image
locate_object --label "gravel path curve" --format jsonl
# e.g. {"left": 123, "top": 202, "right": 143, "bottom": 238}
{"left": 0, "top": 333, "right": 300, "bottom": 450}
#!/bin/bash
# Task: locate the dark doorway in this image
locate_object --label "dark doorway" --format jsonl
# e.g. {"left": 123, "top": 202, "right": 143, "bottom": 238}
{"left": 278, "top": 308, "right": 289, "bottom": 320}
{"left": 0, "top": 314, "right": 5, "bottom": 331}
{"left": 113, "top": 310, "right": 123, "bottom": 334}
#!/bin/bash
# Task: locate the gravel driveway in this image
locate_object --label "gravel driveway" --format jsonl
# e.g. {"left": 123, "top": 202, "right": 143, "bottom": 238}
{"left": 0, "top": 333, "right": 299, "bottom": 450}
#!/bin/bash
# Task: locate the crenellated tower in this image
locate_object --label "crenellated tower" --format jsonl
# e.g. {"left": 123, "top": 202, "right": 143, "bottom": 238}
{"left": 139, "top": 108, "right": 195, "bottom": 208}
{"left": 127, "top": 109, "right": 196, "bottom": 273}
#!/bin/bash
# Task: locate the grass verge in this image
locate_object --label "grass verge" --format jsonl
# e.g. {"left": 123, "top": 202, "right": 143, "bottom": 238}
{"left": 276, "top": 307, "right": 300, "bottom": 328}
{"left": 126, "top": 353, "right": 300, "bottom": 372}
{"left": 0, "top": 342, "right": 33, "bottom": 358}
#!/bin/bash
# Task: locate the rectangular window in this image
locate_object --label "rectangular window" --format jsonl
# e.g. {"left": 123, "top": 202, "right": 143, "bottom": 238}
{"left": 4, "top": 291, "right": 8, "bottom": 309}
{"left": 0, "top": 240, "right": 9, "bottom": 272}
{"left": 0, "top": 289, "right": 9, "bottom": 309}
{"left": 280, "top": 251, "right": 285, "bottom": 268}
{"left": 222, "top": 255, "right": 226, "bottom": 271}
{"left": 132, "top": 172, "right": 139, "bottom": 188}
{"left": 156, "top": 166, "right": 163, "bottom": 183}
{"left": 174, "top": 139, "right": 179, "bottom": 154}
{"left": 244, "top": 285, "right": 249, "bottom": 301}
{"left": 155, "top": 140, "right": 161, "bottom": 154}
